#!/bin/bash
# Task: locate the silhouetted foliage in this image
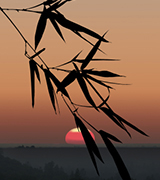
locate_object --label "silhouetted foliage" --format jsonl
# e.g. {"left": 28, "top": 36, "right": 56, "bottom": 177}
{"left": 0, "top": 1, "right": 148, "bottom": 180}
{"left": 0, "top": 154, "right": 70, "bottom": 180}
{"left": 0, "top": 154, "right": 43, "bottom": 180}
{"left": 0, "top": 154, "right": 100, "bottom": 180}
{"left": 70, "top": 168, "right": 83, "bottom": 180}
{"left": 43, "top": 161, "right": 68, "bottom": 180}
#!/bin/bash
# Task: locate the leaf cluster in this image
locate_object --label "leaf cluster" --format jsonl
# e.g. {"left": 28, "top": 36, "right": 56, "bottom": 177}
{"left": 0, "top": 1, "right": 149, "bottom": 180}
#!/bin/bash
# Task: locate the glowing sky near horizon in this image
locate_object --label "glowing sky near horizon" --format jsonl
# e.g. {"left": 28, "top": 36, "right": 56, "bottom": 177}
{"left": 0, "top": 0, "right": 160, "bottom": 145}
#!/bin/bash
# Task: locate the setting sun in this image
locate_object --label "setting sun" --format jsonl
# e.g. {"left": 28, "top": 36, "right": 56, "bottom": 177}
{"left": 65, "top": 128, "right": 95, "bottom": 144}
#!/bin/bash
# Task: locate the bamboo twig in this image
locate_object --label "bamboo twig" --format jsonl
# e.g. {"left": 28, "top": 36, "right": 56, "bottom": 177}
{"left": 2, "top": 8, "right": 42, "bottom": 14}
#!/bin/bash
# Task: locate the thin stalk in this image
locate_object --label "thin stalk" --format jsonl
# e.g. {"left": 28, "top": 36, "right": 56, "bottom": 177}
{"left": 25, "top": 0, "right": 59, "bottom": 10}
{"left": 50, "top": 67, "right": 71, "bottom": 73}
{"left": 72, "top": 103, "right": 93, "bottom": 108}
{"left": 35, "top": 62, "right": 71, "bottom": 74}
{"left": 61, "top": 94, "right": 73, "bottom": 114}
{"left": 2, "top": 8, "right": 41, "bottom": 14}
{"left": 0, "top": 7, "right": 26, "bottom": 42}
{"left": 54, "top": 90, "right": 60, "bottom": 114}
{"left": 25, "top": 2, "right": 44, "bottom": 10}
{"left": 0, "top": 7, "right": 48, "bottom": 69}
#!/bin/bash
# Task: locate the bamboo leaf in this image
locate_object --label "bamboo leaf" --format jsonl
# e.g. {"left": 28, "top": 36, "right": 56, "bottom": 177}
{"left": 81, "top": 31, "right": 108, "bottom": 70}
{"left": 44, "top": 0, "right": 59, "bottom": 6}
{"left": 98, "top": 95, "right": 110, "bottom": 108}
{"left": 73, "top": 114, "right": 103, "bottom": 175}
{"left": 58, "top": 70, "right": 76, "bottom": 90}
{"left": 54, "top": 11, "right": 109, "bottom": 43}
{"left": 32, "top": 61, "right": 41, "bottom": 83}
{"left": 29, "top": 60, "right": 35, "bottom": 108}
{"left": 113, "top": 112, "right": 149, "bottom": 137}
{"left": 84, "top": 70, "right": 123, "bottom": 78}
{"left": 99, "top": 130, "right": 122, "bottom": 143}
{"left": 35, "top": 6, "right": 48, "bottom": 49}
{"left": 65, "top": 21, "right": 108, "bottom": 43}
{"left": 48, "top": 0, "right": 72, "bottom": 11}
{"left": 43, "top": 69, "right": 56, "bottom": 113}
{"left": 74, "top": 114, "right": 103, "bottom": 161}
{"left": 75, "top": 58, "right": 120, "bottom": 63}
{"left": 100, "top": 107, "right": 131, "bottom": 137}
{"left": 47, "top": 70, "right": 71, "bottom": 100}
{"left": 47, "top": 0, "right": 63, "bottom": 12}
{"left": 29, "top": 60, "right": 41, "bottom": 107}
{"left": 100, "top": 107, "right": 124, "bottom": 129}
{"left": 74, "top": 31, "right": 105, "bottom": 54}
{"left": 101, "top": 80, "right": 130, "bottom": 86}
{"left": 49, "top": 12, "right": 65, "bottom": 42}
{"left": 100, "top": 136, "right": 131, "bottom": 180}
{"left": 73, "top": 63, "right": 98, "bottom": 111}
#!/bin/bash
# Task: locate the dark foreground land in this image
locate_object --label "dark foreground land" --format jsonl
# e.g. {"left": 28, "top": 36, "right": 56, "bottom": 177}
{"left": 0, "top": 146, "right": 160, "bottom": 180}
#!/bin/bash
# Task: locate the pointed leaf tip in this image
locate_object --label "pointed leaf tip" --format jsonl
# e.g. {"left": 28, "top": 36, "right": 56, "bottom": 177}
{"left": 113, "top": 112, "right": 149, "bottom": 137}
{"left": 99, "top": 130, "right": 122, "bottom": 143}
{"left": 101, "top": 137, "right": 131, "bottom": 180}
{"left": 49, "top": 12, "right": 65, "bottom": 42}
{"left": 85, "top": 70, "right": 122, "bottom": 78}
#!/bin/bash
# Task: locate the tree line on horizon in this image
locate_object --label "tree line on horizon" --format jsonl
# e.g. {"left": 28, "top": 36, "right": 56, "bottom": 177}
{"left": 0, "top": 150, "right": 157, "bottom": 180}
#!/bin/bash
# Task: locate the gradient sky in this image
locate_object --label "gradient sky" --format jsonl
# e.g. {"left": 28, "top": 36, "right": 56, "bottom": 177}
{"left": 0, "top": 0, "right": 160, "bottom": 145}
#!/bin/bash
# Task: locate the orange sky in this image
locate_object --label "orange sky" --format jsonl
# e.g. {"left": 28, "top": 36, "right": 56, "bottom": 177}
{"left": 0, "top": 0, "right": 160, "bottom": 145}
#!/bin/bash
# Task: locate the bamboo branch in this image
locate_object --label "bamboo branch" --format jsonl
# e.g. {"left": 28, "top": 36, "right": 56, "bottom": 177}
{"left": 0, "top": 7, "right": 48, "bottom": 69}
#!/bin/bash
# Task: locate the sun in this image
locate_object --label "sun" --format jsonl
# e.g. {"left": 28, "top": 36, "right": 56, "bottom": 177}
{"left": 65, "top": 128, "right": 95, "bottom": 145}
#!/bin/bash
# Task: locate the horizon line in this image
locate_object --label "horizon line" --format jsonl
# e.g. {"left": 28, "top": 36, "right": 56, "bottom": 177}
{"left": 0, "top": 143, "right": 160, "bottom": 148}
